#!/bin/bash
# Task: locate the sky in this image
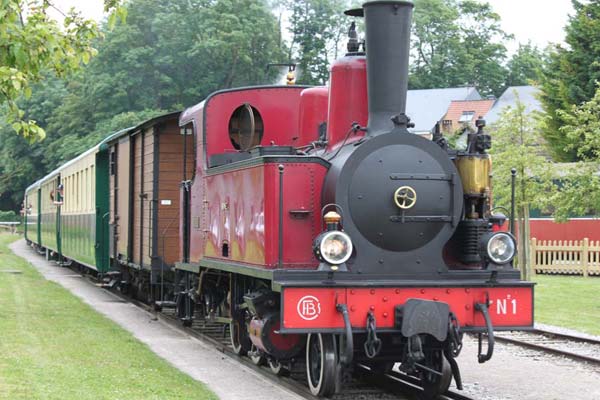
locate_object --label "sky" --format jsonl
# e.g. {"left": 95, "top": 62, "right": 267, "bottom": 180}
{"left": 484, "top": 0, "right": 573, "bottom": 51}
{"left": 49, "top": 0, "right": 574, "bottom": 51}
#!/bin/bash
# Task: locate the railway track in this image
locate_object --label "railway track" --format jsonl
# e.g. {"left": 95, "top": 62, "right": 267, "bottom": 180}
{"left": 495, "top": 329, "right": 600, "bottom": 366}
{"left": 155, "top": 306, "right": 475, "bottom": 400}
{"left": 79, "top": 274, "right": 476, "bottom": 400}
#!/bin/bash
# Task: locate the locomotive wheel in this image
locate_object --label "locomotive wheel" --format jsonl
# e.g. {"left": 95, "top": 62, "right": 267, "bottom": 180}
{"left": 419, "top": 351, "right": 452, "bottom": 400}
{"left": 306, "top": 333, "right": 338, "bottom": 397}
{"left": 229, "top": 319, "right": 251, "bottom": 356}
{"left": 136, "top": 280, "right": 144, "bottom": 301}
{"left": 268, "top": 358, "right": 290, "bottom": 377}
{"left": 249, "top": 345, "right": 265, "bottom": 366}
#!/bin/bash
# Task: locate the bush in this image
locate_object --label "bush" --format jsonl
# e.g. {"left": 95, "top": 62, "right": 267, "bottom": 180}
{"left": 0, "top": 210, "right": 19, "bottom": 222}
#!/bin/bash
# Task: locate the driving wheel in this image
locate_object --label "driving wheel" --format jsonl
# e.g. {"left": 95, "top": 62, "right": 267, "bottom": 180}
{"left": 306, "top": 333, "right": 338, "bottom": 397}
{"left": 419, "top": 351, "right": 452, "bottom": 400}
{"left": 229, "top": 317, "right": 251, "bottom": 355}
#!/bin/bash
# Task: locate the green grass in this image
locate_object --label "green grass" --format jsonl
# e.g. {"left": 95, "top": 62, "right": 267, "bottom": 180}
{"left": 0, "top": 234, "right": 218, "bottom": 400}
{"left": 534, "top": 274, "right": 600, "bottom": 336}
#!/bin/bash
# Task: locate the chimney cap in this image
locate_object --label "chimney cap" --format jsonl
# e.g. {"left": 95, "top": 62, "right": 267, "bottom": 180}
{"left": 345, "top": 1, "right": 414, "bottom": 17}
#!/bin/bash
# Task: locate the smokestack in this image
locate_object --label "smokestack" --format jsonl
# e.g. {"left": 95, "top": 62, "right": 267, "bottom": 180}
{"left": 363, "top": 1, "right": 413, "bottom": 135}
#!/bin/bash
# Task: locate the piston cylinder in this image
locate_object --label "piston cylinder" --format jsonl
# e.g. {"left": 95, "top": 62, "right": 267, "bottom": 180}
{"left": 248, "top": 314, "right": 303, "bottom": 360}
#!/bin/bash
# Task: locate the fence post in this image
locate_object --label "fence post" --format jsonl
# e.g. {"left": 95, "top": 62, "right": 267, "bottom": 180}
{"left": 582, "top": 238, "right": 589, "bottom": 278}
{"left": 530, "top": 237, "right": 537, "bottom": 277}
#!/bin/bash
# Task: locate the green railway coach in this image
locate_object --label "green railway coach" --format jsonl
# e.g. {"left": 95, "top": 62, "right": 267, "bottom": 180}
{"left": 39, "top": 173, "right": 60, "bottom": 253}
{"left": 24, "top": 181, "right": 41, "bottom": 246}
{"left": 23, "top": 129, "right": 130, "bottom": 273}
{"left": 61, "top": 146, "right": 105, "bottom": 269}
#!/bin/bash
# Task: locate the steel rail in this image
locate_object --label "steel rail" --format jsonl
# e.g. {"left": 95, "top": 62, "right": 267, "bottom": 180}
{"left": 495, "top": 330, "right": 600, "bottom": 367}
{"left": 530, "top": 329, "right": 600, "bottom": 346}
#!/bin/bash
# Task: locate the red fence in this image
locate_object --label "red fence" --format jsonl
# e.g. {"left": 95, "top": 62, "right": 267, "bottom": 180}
{"left": 529, "top": 218, "right": 600, "bottom": 242}
{"left": 501, "top": 218, "right": 600, "bottom": 242}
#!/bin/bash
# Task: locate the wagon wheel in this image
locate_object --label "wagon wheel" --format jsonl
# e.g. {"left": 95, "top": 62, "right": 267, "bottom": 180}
{"left": 229, "top": 317, "right": 251, "bottom": 356}
{"left": 268, "top": 358, "right": 290, "bottom": 377}
{"left": 418, "top": 351, "right": 452, "bottom": 400}
{"left": 249, "top": 344, "right": 266, "bottom": 366}
{"left": 306, "top": 333, "right": 338, "bottom": 397}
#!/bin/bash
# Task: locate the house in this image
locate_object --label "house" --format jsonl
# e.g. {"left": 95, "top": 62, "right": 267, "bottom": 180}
{"left": 439, "top": 99, "right": 495, "bottom": 135}
{"left": 485, "top": 85, "right": 542, "bottom": 125}
{"left": 405, "top": 86, "right": 482, "bottom": 135}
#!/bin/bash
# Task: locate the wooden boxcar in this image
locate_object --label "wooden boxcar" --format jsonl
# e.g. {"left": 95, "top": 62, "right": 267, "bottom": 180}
{"left": 106, "top": 112, "right": 193, "bottom": 297}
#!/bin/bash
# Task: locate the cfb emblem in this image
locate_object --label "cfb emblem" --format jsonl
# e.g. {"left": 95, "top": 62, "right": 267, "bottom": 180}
{"left": 297, "top": 295, "right": 321, "bottom": 321}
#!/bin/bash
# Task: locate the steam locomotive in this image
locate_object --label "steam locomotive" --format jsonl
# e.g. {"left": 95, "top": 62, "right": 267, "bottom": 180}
{"left": 24, "top": 1, "right": 534, "bottom": 398}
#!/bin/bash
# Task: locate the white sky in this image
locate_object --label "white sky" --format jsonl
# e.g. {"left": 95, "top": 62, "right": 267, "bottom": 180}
{"left": 50, "top": 0, "right": 574, "bottom": 51}
{"left": 483, "top": 0, "right": 573, "bottom": 51}
{"left": 47, "top": 1, "right": 105, "bottom": 21}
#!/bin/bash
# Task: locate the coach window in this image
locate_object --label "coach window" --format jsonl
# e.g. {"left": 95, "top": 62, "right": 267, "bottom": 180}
{"left": 82, "top": 170, "right": 86, "bottom": 211}
{"left": 76, "top": 172, "right": 80, "bottom": 210}
{"left": 91, "top": 165, "right": 95, "bottom": 209}
{"left": 87, "top": 167, "right": 91, "bottom": 211}
{"left": 65, "top": 176, "right": 69, "bottom": 212}
{"left": 110, "top": 151, "right": 116, "bottom": 175}
{"left": 180, "top": 122, "right": 195, "bottom": 180}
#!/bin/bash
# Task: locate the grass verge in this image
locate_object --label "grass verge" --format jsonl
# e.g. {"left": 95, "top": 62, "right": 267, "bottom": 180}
{"left": 0, "top": 234, "right": 218, "bottom": 400}
{"left": 534, "top": 274, "right": 600, "bottom": 336}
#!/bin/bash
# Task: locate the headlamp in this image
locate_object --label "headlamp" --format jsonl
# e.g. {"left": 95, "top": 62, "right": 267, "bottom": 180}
{"left": 481, "top": 232, "right": 516, "bottom": 265}
{"left": 314, "top": 231, "right": 353, "bottom": 265}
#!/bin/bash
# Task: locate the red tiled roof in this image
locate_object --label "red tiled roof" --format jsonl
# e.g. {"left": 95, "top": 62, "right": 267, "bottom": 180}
{"left": 442, "top": 99, "right": 495, "bottom": 129}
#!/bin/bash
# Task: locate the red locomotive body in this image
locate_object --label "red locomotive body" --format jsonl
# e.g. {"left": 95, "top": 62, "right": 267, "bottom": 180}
{"left": 171, "top": 1, "right": 534, "bottom": 398}
{"left": 282, "top": 286, "right": 533, "bottom": 331}
{"left": 179, "top": 87, "right": 329, "bottom": 269}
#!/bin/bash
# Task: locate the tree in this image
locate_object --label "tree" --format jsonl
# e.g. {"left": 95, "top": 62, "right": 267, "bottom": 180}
{"left": 539, "top": 0, "right": 600, "bottom": 162}
{"left": 549, "top": 86, "right": 600, "bottom": 220}
{"left": 489, "top": 96, "right": 553, "bottom": 279}
{"left": 286, "top": 0, "right": 351, "bottom": 85}
{"left": 44, "top": 109, "right": 167, "bottom": 170}
{"left": 48, "top": 0, "right": 285, "bottom": 133}
{"left": 505, "top": 43, "right": 545, "bottom": 87}
{"left": 410, "top": 0, "right": 511, "bottom": 96}
{"left": 0, "top": 0, "right": 287, "bottom": 211}
{"left": 0, "top": 76, "right": 66, "bottom": 210}
{"left": 0, "top": 0, "right": 125, "bottom": 140}
{"left": 195, "top": 0, "right": 287, "bottom": 88}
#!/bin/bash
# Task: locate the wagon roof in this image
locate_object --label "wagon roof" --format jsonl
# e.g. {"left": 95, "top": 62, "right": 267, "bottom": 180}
{"left": 101, "top": 111, "right": 181, "bottom": 147}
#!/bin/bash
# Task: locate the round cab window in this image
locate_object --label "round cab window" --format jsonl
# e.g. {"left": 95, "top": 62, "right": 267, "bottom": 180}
{"left": 228, "top": 104, "right": 264, "bottom": 151}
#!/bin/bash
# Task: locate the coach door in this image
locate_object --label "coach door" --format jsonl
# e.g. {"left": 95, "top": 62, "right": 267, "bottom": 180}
{"left": 114, "top": 137, "right": 132, "bottom": 262}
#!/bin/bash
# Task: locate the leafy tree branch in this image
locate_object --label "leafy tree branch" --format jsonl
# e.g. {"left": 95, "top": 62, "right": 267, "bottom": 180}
{"left": 0, "top": 0, "right": 125, "bottom": 141}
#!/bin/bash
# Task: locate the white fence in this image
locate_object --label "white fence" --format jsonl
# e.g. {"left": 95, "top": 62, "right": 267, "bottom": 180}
{"left": 530, "top": 238, "right": 600, "bottom": 277}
